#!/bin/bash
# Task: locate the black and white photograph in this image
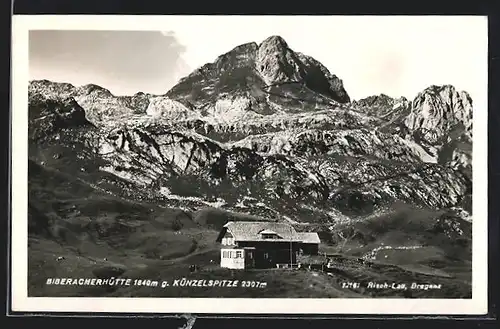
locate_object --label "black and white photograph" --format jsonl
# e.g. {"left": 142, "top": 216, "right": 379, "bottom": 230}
{"left": 11, "top": 15, "right": 488, "bottom": 314}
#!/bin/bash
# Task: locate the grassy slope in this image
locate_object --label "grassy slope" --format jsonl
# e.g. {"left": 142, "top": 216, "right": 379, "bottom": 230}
{"left": 28, "top": 159, "right": 216, "bottom": 295}
{"left": 317, "top": 203, "right": 472, "bottom": 297}
{"left": 28, "top": 159, "right": 471, "bottom": 298}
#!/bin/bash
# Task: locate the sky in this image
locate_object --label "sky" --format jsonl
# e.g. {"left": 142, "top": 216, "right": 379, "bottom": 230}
{"left": 29, "top": 16, "right": 488, "bottom": 106}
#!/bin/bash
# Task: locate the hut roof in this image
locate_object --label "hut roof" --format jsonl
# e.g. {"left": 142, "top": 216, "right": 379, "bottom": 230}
{"left": 297, "top": 232, "right": 321, "bottom": 244}
{"left": 216, "top": 221, "right": 302, "bottom": 242}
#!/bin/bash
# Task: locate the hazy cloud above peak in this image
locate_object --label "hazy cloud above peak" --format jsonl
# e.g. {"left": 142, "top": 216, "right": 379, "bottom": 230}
{"left": 29, "top": 30, "right": 190, "bottom": 95}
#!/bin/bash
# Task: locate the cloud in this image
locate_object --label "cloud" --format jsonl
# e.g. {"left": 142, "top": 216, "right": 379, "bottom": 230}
{"left": 29, "top": 30, "right": 190, "bottom": 95}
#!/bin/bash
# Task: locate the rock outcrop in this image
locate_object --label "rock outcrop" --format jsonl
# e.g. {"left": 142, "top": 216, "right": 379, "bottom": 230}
{"left": 28, "top": 35, "right": 473, "bottom": 223}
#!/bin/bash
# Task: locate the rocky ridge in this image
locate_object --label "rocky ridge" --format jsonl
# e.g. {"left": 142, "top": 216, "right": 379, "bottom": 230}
{"left": 28, "top": 35, "right": 473, "bottom": 226}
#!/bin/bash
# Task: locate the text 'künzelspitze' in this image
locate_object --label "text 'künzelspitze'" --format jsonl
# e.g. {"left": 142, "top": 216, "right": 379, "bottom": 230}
{"left": 45, "top": 278, "right": 268, "bottom": 288}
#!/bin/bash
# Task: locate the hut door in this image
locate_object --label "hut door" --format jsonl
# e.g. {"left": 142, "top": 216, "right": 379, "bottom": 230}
{"left": 264, "top": 252, "right": 274, "bottom": 267}
{"left": 245, "top": 250, "right": 255, "bottom": 269}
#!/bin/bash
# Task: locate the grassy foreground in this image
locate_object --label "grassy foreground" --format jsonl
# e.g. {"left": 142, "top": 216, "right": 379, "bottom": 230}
{"left": 28, "top": 161, "right": 472, "bottom": 298}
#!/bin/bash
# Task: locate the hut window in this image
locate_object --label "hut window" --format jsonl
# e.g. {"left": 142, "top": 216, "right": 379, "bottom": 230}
{"left": 236, "top": 250, "right": 243, "bottom": 258}
{"left": 223, "top": 237, "right": 234, "bottom": 245}
{"left": 223, "top": 251, "right": 235, "bottom": 259}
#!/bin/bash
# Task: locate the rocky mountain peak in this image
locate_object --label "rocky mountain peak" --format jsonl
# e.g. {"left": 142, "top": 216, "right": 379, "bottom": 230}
{"left": 261, "top": 35, "right": 289, "bottom": 47}
{"left": 167, "top": 34, "right": 350, "bottom": 109}
{"left": 77, "top": 83, "right": 113, "bottom": 97}
{"left": 256, "top": 35, "right": 302, "bottom": 85}
{"left": 413, "top": 84, "right": 473, "bottom": 108}
{"left": 29, "top": 79, "right": 77, "bottom": 101}
{"left": 352, "top": 94, "right": 410, "bottom": 121}
{"left": 254, "top": 35, "right": 350, "bottom": 103}
{"left": 354, "top": 94, "right": 395, "bottom": 108}
{"left": 405, "top": 84, "right": 473, "bottom": 145}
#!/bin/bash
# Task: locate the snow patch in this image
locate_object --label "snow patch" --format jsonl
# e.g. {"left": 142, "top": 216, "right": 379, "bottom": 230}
{"left": 205, "top": 96, "right": 263, "bottom": 124}
{"left": 362, "top": 245, "right": 424, "bottom": 261}
{"left": 159, "top": 186, "right": 227, "bottom": 208}
{"left": 400, "top": 138, "right": 437, "bottom": 163}
{"left": 146, "top": 97, "right": 199, "bottom": 120}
